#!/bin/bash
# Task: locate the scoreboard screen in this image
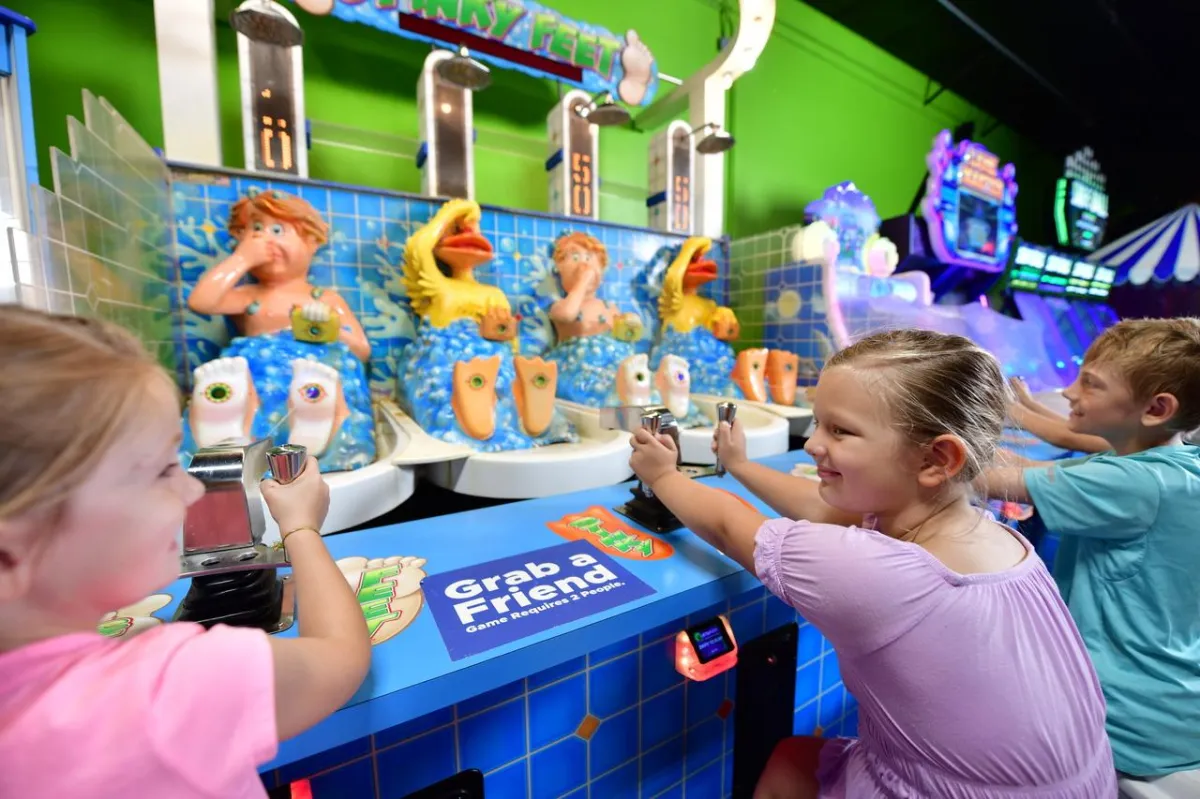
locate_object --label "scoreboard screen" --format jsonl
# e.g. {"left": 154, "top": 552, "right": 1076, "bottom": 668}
{"left": 1055, "top": 147, "right": 1108, "bottom": 252}
{"left": 1002, "top": 242, "right": 1113, "bottom": 300}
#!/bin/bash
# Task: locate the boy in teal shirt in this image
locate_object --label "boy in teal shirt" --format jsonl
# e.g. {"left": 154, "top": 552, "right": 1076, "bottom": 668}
{"left": 983, "top": 318, "right": 1200, "bottom": 778}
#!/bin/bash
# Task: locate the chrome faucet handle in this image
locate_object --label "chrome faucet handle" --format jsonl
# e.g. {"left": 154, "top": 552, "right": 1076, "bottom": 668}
{"left": 600, "top": 405, "right": 680, "bottom": 498}
{"left": 714, "top": 402, "right": 737, "bottom": 477}
{"left": 266, "top": 444, "right": 307, "bottom": 485}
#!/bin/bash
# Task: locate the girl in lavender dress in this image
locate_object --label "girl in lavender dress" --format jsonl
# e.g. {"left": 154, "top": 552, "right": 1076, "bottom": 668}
{"left": 629, "top": 329, "right": 1116, "bottom": 798}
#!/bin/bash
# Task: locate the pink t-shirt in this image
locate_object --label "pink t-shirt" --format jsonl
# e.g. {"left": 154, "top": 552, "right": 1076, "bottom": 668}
{"left": 0, "top": 623, "right": 277, "bottom": 798}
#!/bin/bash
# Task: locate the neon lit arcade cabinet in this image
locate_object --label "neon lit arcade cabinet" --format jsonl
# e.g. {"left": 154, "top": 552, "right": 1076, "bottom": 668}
{"left": 882, "top": 129, "right": 1020, "bottom": 304}
{"left": 0, "top": 6, "right": 37, "bottom": 305}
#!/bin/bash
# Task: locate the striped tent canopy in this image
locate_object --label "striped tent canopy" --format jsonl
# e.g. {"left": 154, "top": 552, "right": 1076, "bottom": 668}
{"left": 1089, "top": 203, "right": 1200, "bottom": 286}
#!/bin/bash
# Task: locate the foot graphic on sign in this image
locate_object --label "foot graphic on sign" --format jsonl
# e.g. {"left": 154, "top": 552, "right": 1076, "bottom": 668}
{"left": 98, "top": 594, "right": 173, "bottom": 639}
{"left": 338, "top": 555, "right": 428, "bottom": 645}
{"left": 617, "top": 30, "right": 655, "bottom": 106}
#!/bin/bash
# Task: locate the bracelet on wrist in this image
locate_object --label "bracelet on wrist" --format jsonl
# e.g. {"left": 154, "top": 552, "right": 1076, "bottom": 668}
{"left": 281, "top": 526, "right": 321, "bottom": 542}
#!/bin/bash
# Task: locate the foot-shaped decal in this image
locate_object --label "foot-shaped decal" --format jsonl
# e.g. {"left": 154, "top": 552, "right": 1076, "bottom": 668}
{"left": 190, "top": 357, "right": 257, "bottom": 447}
{"left": 287, "top": 358, "right": 342, "bottom": 457}
{"left": 616, "top": 30, "right": 655, "bottom": 106}
{"left": 617, "top": 353, "right": 652, "bottom": 406}
{"left": 452, "top": 356, "right": 501, "bottom": 440}
{"left": 732, "top": 348, "right": 768, "bottom": 403}
{"left": 655, "top": 355, "right": 691, "bottom": 420}
{"left": 479, "top": 306, "right": 517, "bottom": 342}
{"left": 337, "top": 555, "right": 428, "bottom": 645}
{"left": 98, "top": 594, "right": 173, "bottom": 639}
{"left": 766, "top": 350, "right": 800, "bottom": 407}
{"left": 514, "top": 356, "right": 557, "bottom": 437}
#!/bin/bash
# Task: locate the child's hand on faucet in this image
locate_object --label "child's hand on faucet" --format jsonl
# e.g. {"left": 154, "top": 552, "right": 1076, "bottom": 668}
{"left": 629, "top": 428, "right": 679, "bottom": 490}
{"left": 261, "top": 456, "right": 330, "bottom": 536}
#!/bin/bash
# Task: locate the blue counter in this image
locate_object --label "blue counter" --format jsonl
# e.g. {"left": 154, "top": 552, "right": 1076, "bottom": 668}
{"left": 131, "top": 450, "right": 859, "bottom": 797}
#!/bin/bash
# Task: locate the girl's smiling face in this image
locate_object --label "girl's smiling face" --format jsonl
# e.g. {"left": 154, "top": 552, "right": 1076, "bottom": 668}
{"left": 24, "top": 375, "right": 206, "bottom": 623}
{"left": 804, "top": 367, "right": 925, "bottom": 516}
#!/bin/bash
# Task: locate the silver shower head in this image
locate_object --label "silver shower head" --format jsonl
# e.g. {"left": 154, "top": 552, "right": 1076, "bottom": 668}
{"left": 695, "top": 125, "right": 735, "bottom": 154}
{"left": 436, "top": 47, "right": 492, "bottom": 91}
{"left": 230, "top": 0, "right": 304, "bottom": 47}
{"left": 575, "top": 93, "right": 630, "bottom": 127}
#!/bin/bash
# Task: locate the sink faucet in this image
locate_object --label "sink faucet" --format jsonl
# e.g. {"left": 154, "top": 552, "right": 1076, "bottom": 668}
{"left": 180, "top": 441, "right": 304, "bottom": 578}
{"left": 175, "top": 441, "right": 306, "bottom": 632}
{"left": 599, "top": 405, "right": 688, "bottom": 533}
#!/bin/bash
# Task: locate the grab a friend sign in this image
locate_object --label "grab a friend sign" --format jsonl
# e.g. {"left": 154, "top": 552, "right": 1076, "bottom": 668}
{"left": 422, "top": 541, "right": 655, "bottom": 660}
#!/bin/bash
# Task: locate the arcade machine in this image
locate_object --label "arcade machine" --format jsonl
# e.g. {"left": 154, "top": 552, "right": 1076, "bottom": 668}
{"left": 75, "top": 4, "right": 859, "bottom": 796}
{"left": 881, "top": 129, "right": 1019, "bottom": 305}
{"left": 879, "top": 130, "right": 1069, "bottom": 389}
{"left": 988, "top": 147, "right": 1118, "bottom": 387}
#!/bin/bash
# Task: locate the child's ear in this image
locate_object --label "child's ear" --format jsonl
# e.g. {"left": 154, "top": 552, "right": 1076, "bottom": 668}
{"left": 0, "top": 522, "right": 34, "bottom": 602}
{"left": 918, "top": 434, "right": 969, "bottom": 488}
{"left": 1142, "top": 392, "right": 1180, "bottom": 428}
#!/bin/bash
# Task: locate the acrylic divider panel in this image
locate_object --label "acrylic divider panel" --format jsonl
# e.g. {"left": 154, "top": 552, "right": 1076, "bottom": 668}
{"left": 730, "top": 227, "right": 830, "bottom": 382}
{"left": 259, "top": 586, "right": 859, "bottom": 799}
{"left": 22, "top": 92, "right": 177, "bottom": 374}
{"left": 170, "top": 165, "right": 729, "bottom": 401}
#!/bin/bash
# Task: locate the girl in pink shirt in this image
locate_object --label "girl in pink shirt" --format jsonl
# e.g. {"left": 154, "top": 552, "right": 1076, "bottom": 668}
{"left": 0, "top": 307, "right": 371, "bottom": 798}
{"left": 630, "top": 329, "right": 1116, "bottom": 798}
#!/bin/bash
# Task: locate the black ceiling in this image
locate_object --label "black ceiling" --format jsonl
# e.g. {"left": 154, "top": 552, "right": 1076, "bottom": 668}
{"left": 800, "top": 0, "right": 1200, "bottom": 238}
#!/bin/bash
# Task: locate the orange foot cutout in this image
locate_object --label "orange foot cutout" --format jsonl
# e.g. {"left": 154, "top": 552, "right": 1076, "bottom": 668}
{"left": 479, "top": 306, "right": 517, "bottom": 341}
{"left": 452, "top": 356, "right": 500, "bottom": 440}
{"left": 709, "top": 307, "right": 741, "bottom": 341}
{"left": 732, "top": 348, "right": 768, "bottom": 402}
{"left": 514, "top": 356, "right": 557, "bottom": 437}
{"left": 765, "top": 350, "right": 799, "bottom": 406}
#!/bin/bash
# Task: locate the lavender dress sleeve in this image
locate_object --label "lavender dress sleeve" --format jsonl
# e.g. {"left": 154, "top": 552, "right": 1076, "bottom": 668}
{"left": 754, "top": 518, "right": 946, "bottom": 658}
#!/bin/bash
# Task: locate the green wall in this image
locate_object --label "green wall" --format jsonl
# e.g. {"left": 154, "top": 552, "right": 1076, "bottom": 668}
{"left": 727, "top": 2, "right": 1057, "bottom": 242}
{"left": 12, "top": 0, "right": 1055, "bottom": 239}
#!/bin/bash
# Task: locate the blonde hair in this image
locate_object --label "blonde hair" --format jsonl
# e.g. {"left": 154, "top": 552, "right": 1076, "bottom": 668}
{"left": 228, "top": 189, "right": 329, "bottom": 246}
{"left": 0, "top": 306, "right": 172, "bottom": 520}
{"left": 553, "top": 232, "right": 609, "bottom": 271}
{"left": 1084, "top": 317, "right": 1200, "bottom": 434}
{"left": 826, "top": 329, "right": 1007, "bottom": 481}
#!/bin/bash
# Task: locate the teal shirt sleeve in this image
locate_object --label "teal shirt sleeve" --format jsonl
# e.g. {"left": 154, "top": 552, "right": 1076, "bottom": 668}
{"left": 1024, "top": 455, "right": 1161, "bottom": 539}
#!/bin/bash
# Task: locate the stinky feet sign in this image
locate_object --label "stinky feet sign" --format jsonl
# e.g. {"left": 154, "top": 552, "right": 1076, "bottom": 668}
{"left": 298, "top": 0, "right": 659, "bottom": 106}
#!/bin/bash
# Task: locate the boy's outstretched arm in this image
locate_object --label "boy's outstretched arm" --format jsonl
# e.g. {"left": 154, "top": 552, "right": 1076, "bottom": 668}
{"left": 631, "top": 429, "right": 766, "bottom": 574}
{"left": 1008, "top": 404, "right": 1109, "bottom": 454}
{"left": 977, "top": 466, "right": 1032, "bottom": 503}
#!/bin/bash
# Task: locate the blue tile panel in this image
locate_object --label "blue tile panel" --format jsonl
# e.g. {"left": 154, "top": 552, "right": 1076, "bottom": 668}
{"left": 260, "top": 589, "right": 857, "bottom": 798}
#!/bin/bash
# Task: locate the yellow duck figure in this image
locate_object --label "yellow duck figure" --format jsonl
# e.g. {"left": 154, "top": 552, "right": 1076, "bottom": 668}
{"left": 658, "top": 237, "right": 740, "bottom": 341}
{"left": 403, "top": 198, "right": 517, "bottom": 342}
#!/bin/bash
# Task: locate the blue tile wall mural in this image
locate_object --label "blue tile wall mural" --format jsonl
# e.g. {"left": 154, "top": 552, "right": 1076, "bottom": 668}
{"left": 260, "top": 587, "right": 858, "bottom": 799}
{"left": 169, "top": 167, "right": 729, "bottom": 401}
{"left": 761, "top": 261, "right": 834, "bottom": 378}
